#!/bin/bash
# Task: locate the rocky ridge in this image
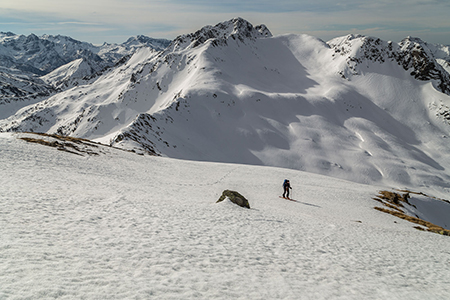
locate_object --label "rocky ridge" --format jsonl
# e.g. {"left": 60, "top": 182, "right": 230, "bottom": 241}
{"left": 166, "top": 17, "right": 272, "bottom": 52}
{"left": 329, "top": 35, "right": 450, "bottom": 95}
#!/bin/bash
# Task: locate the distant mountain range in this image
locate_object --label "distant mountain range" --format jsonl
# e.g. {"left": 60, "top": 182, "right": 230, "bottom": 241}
{"left": 0, "top": 32, "right": 170, "bottom": 75}
{"left": 0, "top": 32, "right": 171, "bottom": 102}
{"left": 2, "top": 18, "right": 450, "bottom": 192}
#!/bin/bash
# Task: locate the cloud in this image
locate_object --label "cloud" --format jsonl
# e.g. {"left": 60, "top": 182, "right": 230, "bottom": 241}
{"left": 1, "top": 0, "right": 449, "bottom": 44}
{"left": 56, "top": 21, "right": 102, "bottom": 26}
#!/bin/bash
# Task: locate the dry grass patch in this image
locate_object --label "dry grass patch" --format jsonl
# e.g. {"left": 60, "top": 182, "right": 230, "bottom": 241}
{"left": 375, "top": 190, "right": 412, "bottom": 207}
{"left": 18, "top": 132, "right": 150, "bottom": 156}
{"left": 28, "top": 132, "right": 100, "bottom": 146}
{"left": 17, "top": 132, "right": 122, "bottom": 156}
{"left": 374, "top": 190, "right": 450, "bottom": 237}
{"left": 19, "top": 136, "right": 97, "bottom": 156}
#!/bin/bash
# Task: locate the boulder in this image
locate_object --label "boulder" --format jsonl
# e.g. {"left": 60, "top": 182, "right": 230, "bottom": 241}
{"left": 216, "top": 190, "right": 250, "bottom": 209}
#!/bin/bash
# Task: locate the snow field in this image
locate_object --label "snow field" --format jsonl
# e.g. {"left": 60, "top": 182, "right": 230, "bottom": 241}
{"left": 1, "top": 133, "right": 450, "bottom": 299}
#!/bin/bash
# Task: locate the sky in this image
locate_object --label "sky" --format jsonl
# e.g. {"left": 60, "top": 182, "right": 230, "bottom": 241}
{"left": 1, "top": 0, "right": 450, "bottom": 45}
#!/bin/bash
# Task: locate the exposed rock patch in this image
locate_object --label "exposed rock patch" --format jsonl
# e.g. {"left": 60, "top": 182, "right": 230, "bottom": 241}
{"left": 217, "top": 190, "right": 250, "bottom": 209}
{"left": 373, "top": 190, "right": 450, "bottom": 236}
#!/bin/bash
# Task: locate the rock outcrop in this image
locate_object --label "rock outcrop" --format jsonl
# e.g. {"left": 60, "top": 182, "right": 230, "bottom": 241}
{"left": 217, "top": 190, "right": 250, "bottom": 209}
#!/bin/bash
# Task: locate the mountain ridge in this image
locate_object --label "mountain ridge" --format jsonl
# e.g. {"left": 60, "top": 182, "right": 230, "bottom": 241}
{"left": 0, "top": 32, "right": 171, "bottom": 76}
{"left": 0, "top": 32, "right": 171, "bottom": 107}
{"left": 328, "top": 34, "right": 450, "bottom": 94}
{"left": 167, "top": 17, "right": 272, "bottom": 51}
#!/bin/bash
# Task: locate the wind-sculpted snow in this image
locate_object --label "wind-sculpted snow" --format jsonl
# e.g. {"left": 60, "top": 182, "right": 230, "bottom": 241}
{"left": 1, "top": 19, "right": 450, "bottom": 196}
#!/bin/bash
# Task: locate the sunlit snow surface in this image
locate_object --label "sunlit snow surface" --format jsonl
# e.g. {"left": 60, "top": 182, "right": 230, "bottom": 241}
{"left": 1, "top": 133, "right": 450, "bottom": 299}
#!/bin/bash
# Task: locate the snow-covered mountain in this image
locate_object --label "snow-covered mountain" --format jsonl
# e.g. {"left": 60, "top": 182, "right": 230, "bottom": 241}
{"left": 1, "top": 18, "right": 450, "bottom": 196}
{"left": 0, "top": 32, "right": 171, "bottom": 76}
{"left": 0, "top": 32, "right": 171, "bottom": 100}
{"left": 328, "top": 34, "right": 450, "bottom": 94}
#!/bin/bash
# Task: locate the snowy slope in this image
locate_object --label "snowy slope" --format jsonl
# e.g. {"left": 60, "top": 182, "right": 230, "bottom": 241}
{"left": 1, "top": 132, "right": 450, "bottom": 299}
{"left": 1, "top": 18, "right": 450, "bottom": 196}
{"left": 40, "top": 58, "right": 101, "bottom": 89}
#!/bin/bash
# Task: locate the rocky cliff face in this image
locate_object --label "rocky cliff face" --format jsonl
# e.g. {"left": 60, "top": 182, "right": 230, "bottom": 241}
{"left": 167, "top": 17, "right": 271, "bottom": 51}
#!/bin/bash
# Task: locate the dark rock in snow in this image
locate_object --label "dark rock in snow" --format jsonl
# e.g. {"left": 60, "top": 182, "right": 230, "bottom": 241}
{"left": 217, "top": 190, "right": 250, "bottom": 209}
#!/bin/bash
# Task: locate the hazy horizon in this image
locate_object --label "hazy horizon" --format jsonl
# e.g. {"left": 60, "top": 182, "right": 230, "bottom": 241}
{"left": 1, "top": 0, "right": 449, "bottom": 45}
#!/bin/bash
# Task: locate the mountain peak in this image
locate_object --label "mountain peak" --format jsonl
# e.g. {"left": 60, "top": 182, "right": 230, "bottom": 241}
{"left": 123, "top": 35, "right": 171, "bottom": 50}
{"left": 0, "top": 31, "right": 15, "bottom": 38}
{"left": 214, "top": 17, "right": 272, "bottom": 40}
{"left": 402, "top": 36, "right": 426, "bottom": 44}
{"left": 169, "top": 17, "right": 272, "bottom": 51}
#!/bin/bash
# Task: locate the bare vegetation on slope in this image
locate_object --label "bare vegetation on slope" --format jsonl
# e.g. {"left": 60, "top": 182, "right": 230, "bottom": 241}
{"left": 374, "top": 190, "right": 450, "bottom": 236}
{"left": 17, "top": 132, "right": 145, "bottom": 156}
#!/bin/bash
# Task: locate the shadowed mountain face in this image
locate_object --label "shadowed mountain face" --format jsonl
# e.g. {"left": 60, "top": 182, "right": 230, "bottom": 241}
{"left": 1, "top": 18, "right": 450, "bottom": 192}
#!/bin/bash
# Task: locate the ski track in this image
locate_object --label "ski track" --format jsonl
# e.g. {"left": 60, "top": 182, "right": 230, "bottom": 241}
{"left": 1, "top": 133, "right": 450, "bottom": 299}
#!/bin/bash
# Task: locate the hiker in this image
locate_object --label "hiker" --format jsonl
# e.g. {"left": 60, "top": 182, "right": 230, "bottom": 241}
{"left": 282, "top": 179, "right": 292, "bottom": 199}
